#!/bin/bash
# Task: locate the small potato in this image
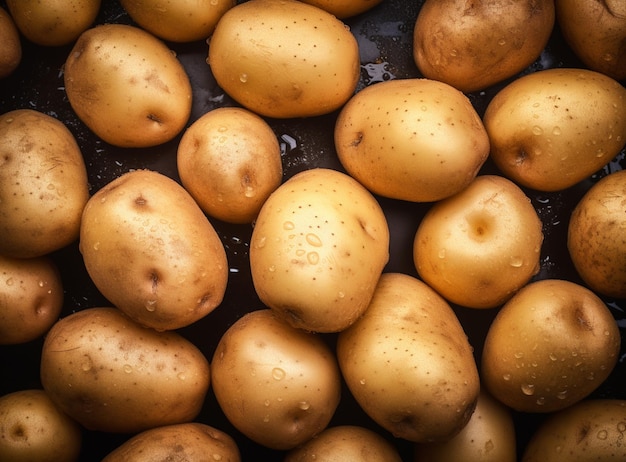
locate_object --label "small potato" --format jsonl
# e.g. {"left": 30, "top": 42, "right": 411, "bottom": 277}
{"left": 0, "top": 6, "right": 21, "bottom": 78}
{"left": 481, "top": 279, "right": 620, "bottom": 413}
{"left": 102, "top": 422, "right": 240, "bottom": 462}
{"left": 0, "top": 389, "right": 82, "bottom": 462}
{"left": 0, "top": 255, "right": 63, "bottom": 345}
{"left": 522, "top": 399, "right": 626, "bottom": 461}
{"left": 298, "top": 0, "right": 383, "bottom": 18}
{"left": 211, "top": 309, "right": 341, "bottom": 450}
{"left": 40, "top": 307, "right": 211, "bottom": 433}
{"left": 64, "top": 24, "right": 192, "bottom": 148}
{"left": 335, "top": 78, "right": 490, "bottom": 203}
{"left": 483, "top": 68, "right": 626, "bottom": 192}
{"left": 177, "top": 107, "right": 283, "bottom": 224}
{"left": 6, "top": 0, "right": 100, "bottom": 47}
{"left": 0, "top": 109, "right": 90, "bottom": 258}
{"left": 207, "top": 0, "right": 360, "bottom": 118}
{"left": 337, "top": 273, "right": 480, "bottom": 443}
{"left": 568, "top": 169, "right": 626, "bottom": 299}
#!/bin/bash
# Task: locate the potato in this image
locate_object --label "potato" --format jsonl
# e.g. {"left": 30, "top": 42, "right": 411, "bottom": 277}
{"left": 211, "top": 309, "right": 341, "bottom": 450}
{"left": 0, "top": 389, "right": 82, "bottom": 462}
{"left": 79, "top": 169, "right": 228, "bottom": 331}
{"left": 177, "top": 107, "right": 283, "bottom": 224}
{"left": 0, "top": 6, "right": 21, "bottom": 78}
{"left": 0, "top": 255, "right": 63, "bottom": 345}
{"left": 249, "top": 168, "right": 389, "bottom": 333}
{"left": 481, "top": 279, "right": 620, "bottom": 414}
{"left": 298, "top": 0, "right": 383, "bottom": 18}
{"left": 483, "top": 68, "right": 626, "bottom": 192}
{"left": 64, "top": 24, "right": 192, "bottom": 148}
{"left": 119, "top": 0, "right": 235, "bottom": 42}
{"left": 284, "top": 425, "right": 402, "bottom": 462}
{"left": 336, "top": 272, "right": 480, "bottom": 443}
{"left": 101, "top": 422, "right": 240, "bottom": 462}
{"left": 334, "top": 78, "right": 490, "bottom": 203}
{"left": 40, "top": 307, "right": 211, "bottom": 433}
{"left": 522, "top": 399, "right": 626, "bottom": 461}
{"left": 568, "top": 170, "right": 626, "bottom": 299}
{"left": 556, "top": 0, "right": 626, "bottom": 81}
{"left": 0, "top": 109, "right": 90, "bottom": 258}
{"left": 413, "top": 174, "right": 543, "bottom": 309}
{"left": 207, "top": 0, "right": 360, "bottom": 118}
{"left": 413, "top": 0, "right": 555, "bottom": 93}
{"left": 413, "top": 390, "right": 516, "bottom": 462}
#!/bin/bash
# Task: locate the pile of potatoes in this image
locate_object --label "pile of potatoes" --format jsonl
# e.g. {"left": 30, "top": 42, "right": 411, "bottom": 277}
{"left": 1, "top": 0, "right": 626, "bottom": 460}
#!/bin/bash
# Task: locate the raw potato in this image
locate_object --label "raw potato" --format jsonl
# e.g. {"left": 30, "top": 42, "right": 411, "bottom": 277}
{"left": 40, "top": 307, "right": 211, "bottom": 433}
{"left": 483, "top": 67, "right": 626, "bottom": 192}
{"left": 556, "top": 0, "right": 626, "bottom": 80}
{"left": 249, "top": 168, "right": 389, "bottom": 333}
{"left": 335, "top": 78, "right": 490, "bottom": 203}
{"left": 79, "top": 169, "right": 228, "bottom": 331}
{"left": 284, "top": 425, "right": 402, "bottom": 462}
{"left": 101, "top": 422, "right": 240, "bottom": 462}
{"left": 64, "top": 24, "right": 192, "bottom": 148}
{"left": 336, "top": 273, "right": 480, "bottom": 443}
{"left": 119, "top": 0, "right": 235, "bottom": 42}
{"left": 481, "top": 279, "right": 620, "bottom": 413}
{"left": 0, "top": 389, "right": 82, "bottom": 462}
{"left": 413, "top": 175, "right": 543, "bottom": 309}
{"left": 211, "top": 309, "right": 342, "bottom": 450}
{"left": 568, "top": 170, "right": 626, "bottom": 298}
{"left": 6, "top": 0, "right": 101, "bottom": 46}
{"left": 0, "top": 6, "right": 21, "bottom": 78}
{"left": 413, "top": 0, "right": 555, "bottom": 93}
{"left": 522, "top": 399, "right": 626, "bottom": 461}
{"left": 0, "top": 255, "right": 63, "bottom": 345}
{"left": 207, "top": 0, "right": 360, "bottom": 118}
{"left": 299, "top": 0, "right": 383, "bottom": 18}
{"left": 177, "top": 107, "right": 283, "bottom": 224}
{"left": 0, "top": 109, "right": 90, "bottom": 258}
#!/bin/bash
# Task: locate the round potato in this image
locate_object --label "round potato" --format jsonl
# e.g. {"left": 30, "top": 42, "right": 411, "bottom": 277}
{"left": 483, "top": 67, "right": 626, "bottom": 192}
{"left": 568, "top": 169, "right": 626, "bottom": 299}
{"left": 207, "top": 0, "right": 360, "bottom": 118}
{"left": 0, "top": 109, "right": 90, "bottom": 258}
{"left": 79, "top": 169, "right": 228, "bottom": 331}
{"left": 102, "top": 422, "right": 240, "bottom": 462}
{"left": 0, "top": 6, "right": 21, "bottom": 78}
{"left": 0, "top": 389, "right": 82, "bottom": 462}
{"left": 211, "top": 309, "right": 341, "bottom": 450}
{"left": 0, "top": 255, "right": 63, "bottom": 345}
{"left": 177, "top": 107, "right": 283, "bottom": 224}
{"left": 40, "top": 307, "right": 211, "bottom": 433}
{"left": 64, "top": 24, "right": 192, "bottom": 148}
{"left": 298, "top": 0, "right": 384, "bottom": 18}
{"left": 249, "top": 168, "right": 389, "bottom": 333}
{"left": 6, "top": 0, "right": 100, "bottom": 47}
{"left": 335, "top": 78, "right": 490, "bottom": 203}
{"left": 414, "top": 175, "right": 543, "bottom": 309}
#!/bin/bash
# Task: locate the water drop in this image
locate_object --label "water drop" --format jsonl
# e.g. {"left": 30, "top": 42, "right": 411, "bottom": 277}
{"left": 239, "top": 73, "right": 248, "bottom": 83}
{"left": 298, "top": 401, "right": 310, "bottom": 410}
{"left": 503, "top": 374, "right": 511, "bottom": 381}
{"left": 359, "top": 378, "right": 366, "bottom": 385}
{"left": 283, "top": 221, "right": 295, "bottom": 230}
{"left": 272, "top": 367, "right": 286, "bottom": 380}
{"left": 177, "top": 372, "right": 187, "bottom": 381}
{"left": 264, "top": 399, "right": 271, "bottom": 407}
{"left": 217, "top": 125, "right": 227, "bottom": 132}
{"left": 555, "top": 445, "right": 562, "bottom": 453}
{"left": 549, "top": 353, "right": 558, "bottom": 361}
{"left": 244, "top": 185, "right": 256, "bottom": 198}
{"left": 81, "top": 357, "right": 93, "bottom": 372}
{"left": 552, "top": 126, "right": 562, "bottom": 136}
{"left": 521, "top": 384, "right": 535, "bottom": 396}
{"left": 5, "top": 278, "right": 13, "bottom": 286}
{"left": 556, "top": 390, "right": 568, "bottom": 400}
{"left": 509, "top": 256, "right": 523, "bottom": 267}
{"left": 256, "top": 236, "right": 266, "bottom": 249}
{"left": 597, "top": 429, "right": 608, "bottom": 440}
{"left": 307, "top": 251, "right": 319, "bottom": 265}
{"left": 497, "top": 38, "right": 506, "bottom": 46}
{"left": 438, "top": 248, "right": 446, "bottom": 259}
{"left": 338, "top": 291, "right": 345, "bottom": 299}
{"left": 123, "top": 364, "right": 133, "bottom": 374}
{"left": 305, "top": 233, "right": 322, "bottom": 247}
{"left": 514, "top": 351, "right": 524, "bottom": 359}
{"left": 536, "top": 396, "right": 545, "bottom": 406}
{"left": 268, "top": 265, "right": 276, "bottom": 272}
{"left": 532, "top": 125, "right": 544, "bottom": 135}
{"left": 145, "top": 300, "right": 157, "bottom": 312}
{"left": 211, "top": 454, "right": 223, "bottom": 461}
{"left": 38, "top": 280, "right": 45, "bottom": 288}
{"left": 93, "top": 241, "right": 100, "bottom": 251}
{"left": 602, "top": 53, "right": 614, "bottom": 62}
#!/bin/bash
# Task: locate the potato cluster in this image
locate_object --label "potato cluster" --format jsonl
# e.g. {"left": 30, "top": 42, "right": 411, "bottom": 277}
{"left": 1, "top": 0, "right": 625, "bottom": 461}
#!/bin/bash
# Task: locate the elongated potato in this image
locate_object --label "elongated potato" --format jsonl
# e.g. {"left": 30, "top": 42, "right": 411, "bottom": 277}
{"left": 0, "top": 6, "right": 21, "bottom": 78}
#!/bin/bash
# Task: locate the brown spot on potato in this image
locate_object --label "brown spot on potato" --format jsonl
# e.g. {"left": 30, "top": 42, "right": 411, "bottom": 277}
{"left": 576, "top": 421, "right": 591, "bottom": 443}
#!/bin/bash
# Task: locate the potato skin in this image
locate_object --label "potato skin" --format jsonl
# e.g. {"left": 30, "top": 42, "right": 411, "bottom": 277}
{"left": 298, "top": 0, "right": 383, "bottom": 18}
{"left": 0, "top": 6, "right": 21, "bottom": 78}
{"left": 40, "top": 307, "right": 211, "bottom": 433}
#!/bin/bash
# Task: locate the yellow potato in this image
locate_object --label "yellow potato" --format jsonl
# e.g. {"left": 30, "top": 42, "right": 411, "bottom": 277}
{"left": 413, "top": 0, "right": 555, "bottom": 93}
{"left": 0, "top": 6, "right": 21, "bottom": 78}
{"left": 6, "top": 0, "right": 101, "bottom": 47}
{"left": 207, "top": 0, "right": 360, "bottom": 118}
{"left": 177, "top": 107, "right": 283, "bottom": 224}
{"left": 568, "top": 169, "right": 626, "bottom": 298}
{"left": 0, "top": 255, "right": 63, "bottom": 345}
{"left": 249, "top": 168, "right": 389, "bottom": 333}
{"left": 40, "top": 307, "right": 211, "bottom": 433}
{"left": 64, "top": 24, "right": 192, "bottom": 148}
{"left": 335, "top": 78, "right": 490, "bottom": 203}
{"left": 483, "top": 67, "right": 626, "bottom": 192}
{"left": 79, "top": 169, "right": 228, "bottom": 331}
{"left": 481, "top": 279, "right": 620, "bottom": 413}
{"left": 414, "top": 175, "right": 543, "bottom": 309}
{"left": 0, "top": 389, "right": 82, "bottom": 462}
{"left": 298, "top": 0, "right": 383, "bottom": 18}
{"left": 0, "top": 109, "right": 90, "bottom": 258}
{"left": 211, "top": 309, "right": 341, "bottom": 450}
{"left": 337, "top": 272, "right": 480, "bottom": 443}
